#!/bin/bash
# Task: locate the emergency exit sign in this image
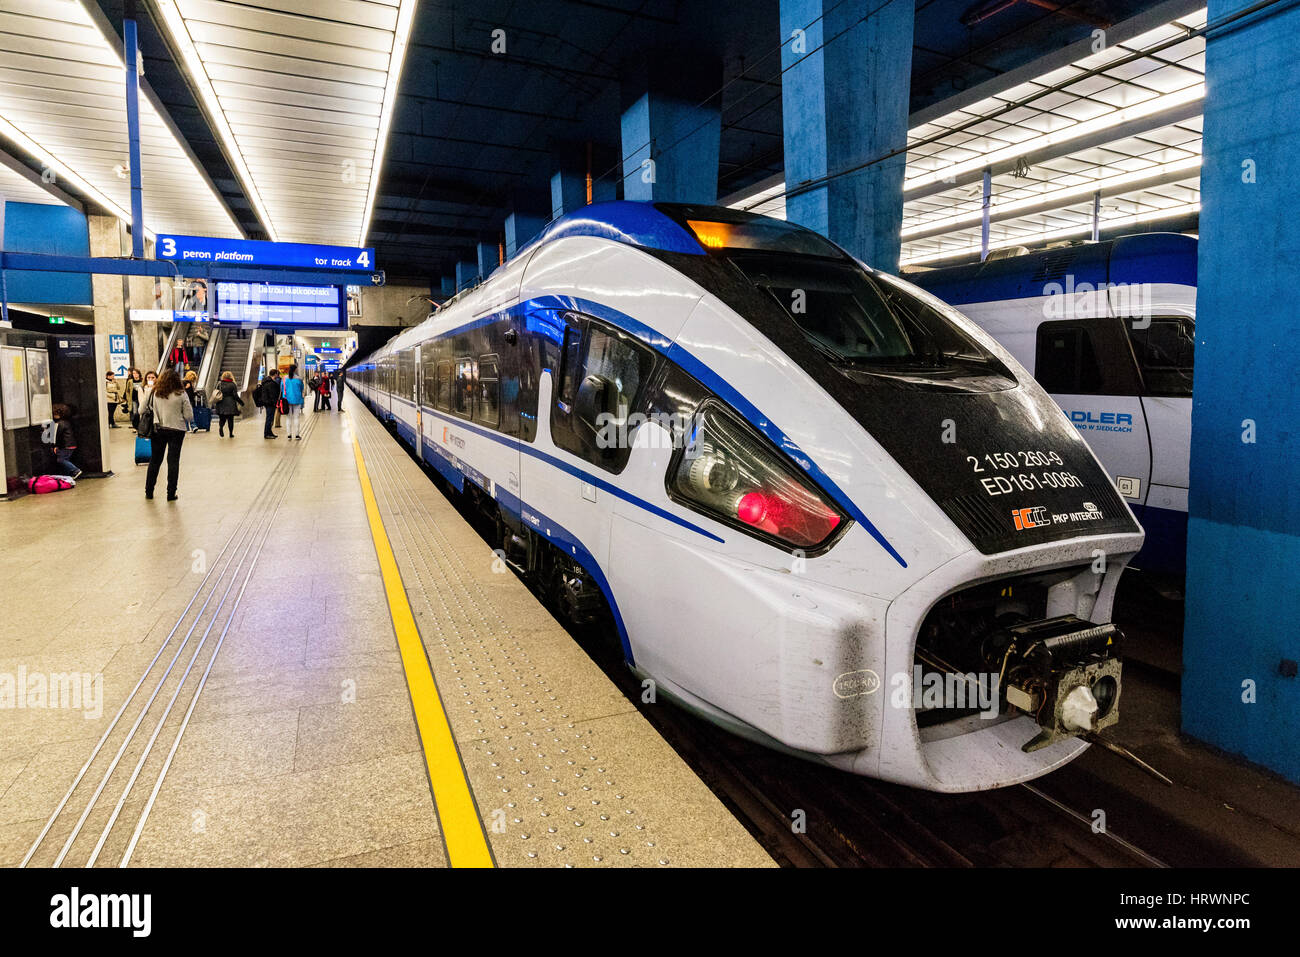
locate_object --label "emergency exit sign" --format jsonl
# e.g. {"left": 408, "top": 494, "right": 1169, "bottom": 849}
{"left": 48, "top": 316, "right": 65, "bottom": 324}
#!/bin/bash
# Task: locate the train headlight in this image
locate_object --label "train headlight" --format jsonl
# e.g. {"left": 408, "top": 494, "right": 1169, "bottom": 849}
{"left": 670, "top": 402, "right": 847, "bottom": 551}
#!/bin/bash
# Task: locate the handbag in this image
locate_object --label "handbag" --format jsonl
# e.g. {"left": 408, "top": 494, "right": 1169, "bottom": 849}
{"left": 138, "top": 392, "right": 156, "bottom": 438}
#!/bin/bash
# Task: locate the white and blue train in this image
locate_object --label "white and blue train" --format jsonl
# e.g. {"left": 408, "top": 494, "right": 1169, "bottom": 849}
{"left": 352, "top": 201, "right": 1144, "bottom": 791}
{"left": 910, "top": 234, "right": 1195, "bottom": 576}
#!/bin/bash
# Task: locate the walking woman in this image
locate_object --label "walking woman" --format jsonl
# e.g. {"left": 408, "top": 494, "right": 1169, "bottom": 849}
{"left": 281, "top": 363, "right": 306, "bottom": 440}
{"left": 142, "top": 369, "right": 193, "bottom": 501}
{"left": 213, "top": 371, "right": 244, "bottom": 436}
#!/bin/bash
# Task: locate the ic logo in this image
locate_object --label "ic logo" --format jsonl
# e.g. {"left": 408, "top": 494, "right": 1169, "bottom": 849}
{"left": 1012, "top": 506, "right": 1049, "bottom": 530}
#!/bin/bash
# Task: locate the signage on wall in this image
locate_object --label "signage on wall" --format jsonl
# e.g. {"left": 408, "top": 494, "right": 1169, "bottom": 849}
{"left": 156, "top": 235, "right": 376, "bottom": 272}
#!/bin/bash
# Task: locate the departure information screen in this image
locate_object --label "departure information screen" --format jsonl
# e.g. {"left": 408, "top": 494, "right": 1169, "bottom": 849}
{"left": 214, "top": 282, "right": 345, "bottom": 328}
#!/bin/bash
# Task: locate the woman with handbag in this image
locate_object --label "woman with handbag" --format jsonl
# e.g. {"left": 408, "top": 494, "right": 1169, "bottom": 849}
{"left": 213, "top": 371, "right": 244, "bottom": 437}
{"left": 141, "top": 369, "right": 194, "bottom": 501}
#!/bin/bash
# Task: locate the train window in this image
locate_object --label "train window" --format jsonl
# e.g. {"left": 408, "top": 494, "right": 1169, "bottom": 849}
{"left": 1035, "top": 323, "right": 1104, "bottom": 394}
{"left": 420, "top": 347, "right": 439, "bottom": 405}
{"left": 556, "top": 326, "right": 582, "bottom": 413}
{"left": 435, "top": 361, "right": 452, "bottom": 411}
{"left": 551, "top": 318, "right": 655, "bottom": 473}
{"left": 453, "top": 357, "right": 476, "bottom": 417}
{"left": 1125, "top": 317, "right": 1194, "bottom": 397}
{"left": 476, "top": 355, "right": 500, "bottom": 427}
{"left": 398, "top": 351, "right": 415, "bottom": 399}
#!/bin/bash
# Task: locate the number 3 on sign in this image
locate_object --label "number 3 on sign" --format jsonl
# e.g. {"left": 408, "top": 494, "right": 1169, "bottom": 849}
{"left": 160, "top": 237, "right": 176, "bottom": 257}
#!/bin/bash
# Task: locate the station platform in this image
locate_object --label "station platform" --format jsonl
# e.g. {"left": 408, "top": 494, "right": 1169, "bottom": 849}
{"left": 0, "top": 399, "right": 772, "bottom": 868}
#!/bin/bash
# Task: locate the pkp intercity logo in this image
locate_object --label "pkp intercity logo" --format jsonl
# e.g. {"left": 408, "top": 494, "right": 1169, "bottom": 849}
{"left": 1011, "top": 505, "right": 1049, "bottom": 531}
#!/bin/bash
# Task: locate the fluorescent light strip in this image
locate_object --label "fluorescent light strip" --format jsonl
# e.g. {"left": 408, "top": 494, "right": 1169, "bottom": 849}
{"left": 905, "top": 83, "right": 1204, "bottom": 193}
{"left": 902, "top": 156, "right": 1202, "bottom": 238}
{"left": 0, "top": 114, "right": 149, "bottom": 236}
{"left": 360, "top": 0, "right": 419, "bottom": 248}
{"left": 899, "top": 201, "right": 1202, "bottom": 267}
{"left": 152, "top": 0, "right": 278, "bottom": 241}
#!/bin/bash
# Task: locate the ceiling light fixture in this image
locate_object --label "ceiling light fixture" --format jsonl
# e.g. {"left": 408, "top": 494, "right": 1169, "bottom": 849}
{"left": 902, "top": 156, "right": 1202, "bottom": 238}
{"left": 151, "top": 0, "right": 279, "bottom": 241}
{"left": 899, "top": 201, "right": 1202, "bottom": 267}
{"left": 360, "top": 0, "right": 420, "bottom": 248}
{"left": 904, "top": 83, "right": 1204, "bottom": 193}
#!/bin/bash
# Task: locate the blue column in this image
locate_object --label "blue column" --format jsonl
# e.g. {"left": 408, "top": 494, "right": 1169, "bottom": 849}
{"left": 440, "top": 276, "right": 456, "bottom": 297}
{"left": 505, "top": 210, "right": 547, "bottom": 257}
{"left": 780, "top": 0, "right": 913, "bottom": 272}
{"left": 476, "top": 241, "right": 498, "bottom": 280}
{"left": 620, "top": 90, "right": 720, "bottom": 204}
{"left": 551, "top": 169, "right": 585, "bottom": 219}
{"left": 454, "top": 261, "right": 476, "bottom": 291}
{"left": 1182, "top": 0, "right": 1300, "bottom": 784}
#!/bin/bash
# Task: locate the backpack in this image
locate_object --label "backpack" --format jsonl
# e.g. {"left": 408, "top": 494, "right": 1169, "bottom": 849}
{"left": 27, "top": 474, "right": 75, "bottom": 494}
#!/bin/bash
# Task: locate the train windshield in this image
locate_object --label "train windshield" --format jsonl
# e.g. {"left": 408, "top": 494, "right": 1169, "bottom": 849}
{"left": 729, "top": 254, "right": 1003, "bottom": 376}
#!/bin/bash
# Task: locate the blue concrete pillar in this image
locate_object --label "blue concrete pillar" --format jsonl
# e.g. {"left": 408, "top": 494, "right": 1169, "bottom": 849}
{"left": 620, "top": 59, "right": 721, "bottom": 203}
{"left": 551, "top": 169, "right": 585, "bottom": 219}
{"left": 780, "top": 0, "right": 913, "bottom": 272}
{"left": 1182, "top": 0, "right": 1300, "bottom": 784}
{"left": 440, "top": 276, "right": 456, "bottom": 297}
{"left": 476, "top": 241, "right": 498, "bottom": 281}
{"left": 505, "top": 210, "right": 548, "bottom": 258}
{"left": 454, "top": 260, "right": 476, "bottom": 291}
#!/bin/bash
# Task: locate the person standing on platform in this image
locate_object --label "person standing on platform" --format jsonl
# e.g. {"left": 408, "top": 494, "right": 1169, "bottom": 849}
{"left": 122, "top": 368, "right": 143, "bottom": 431}
{"left": 142, "top": 369, "right": 193, "bottom": 501}
{"left": 213, "top": 371, "right": 244, "bottom": 437}
{"left": 318, "top": 374, "right": 332, "bottom": 411}
{"left": 335, "top": 369, "right": 345, "bottom": 410}
{"left": 258, "top": 370, "right": 282, "bottom": 439}
{"left": 282, "top": 364, "right": 305, "bottom": 441}
{"left": 309, "top": 371, "right": 322, "bottom": 412}
{"left": 104, "top": 371, "right": 121, "bottom": 428}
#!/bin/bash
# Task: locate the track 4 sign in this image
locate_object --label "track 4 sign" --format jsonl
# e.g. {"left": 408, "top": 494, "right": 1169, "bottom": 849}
{"left": 156, "top": 235, "right": 376, "bottom": 271}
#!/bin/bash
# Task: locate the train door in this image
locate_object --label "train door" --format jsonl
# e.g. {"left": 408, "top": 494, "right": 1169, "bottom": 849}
{"left": 1034, "top": 317, "right": 1151, "bottom": 509}
{"left": 413, "top": 344, "right": 423, "bottom": 460}
{"left": 524, "top": 312, "right": 655, "bottom": 616}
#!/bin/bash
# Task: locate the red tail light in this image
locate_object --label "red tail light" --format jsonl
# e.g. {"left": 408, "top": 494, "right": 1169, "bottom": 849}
{"left": 669, "top": 402, "right": 849, "bottom": 552}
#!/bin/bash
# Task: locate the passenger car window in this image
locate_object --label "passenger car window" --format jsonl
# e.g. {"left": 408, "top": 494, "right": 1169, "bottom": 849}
{"left": 1035, "top": 322, "right": 1104, "bottom": 394}
{"left": 435, "top": 361, "right": 452, "bottom": 411}
{"left": 477, "top": 355, "right": 500, "bottom": 427}
{"left": 1125, "top": 317, "right": 1194, "bottom": 397}
{"left": 453, "top": 357, "right": 476, "bottom": 417}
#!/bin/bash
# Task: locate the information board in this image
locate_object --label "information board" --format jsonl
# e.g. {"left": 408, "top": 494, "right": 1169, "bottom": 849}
{"left": 214, "top": 282, "right": 346, "bottom": 329}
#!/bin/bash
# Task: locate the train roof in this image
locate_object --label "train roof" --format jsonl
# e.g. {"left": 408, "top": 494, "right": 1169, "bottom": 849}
{"left": 906, "top": 232, "right": 1198, "bottom": 306}
{"left": 359, "top": 201, "right": 847, "bottom": 362}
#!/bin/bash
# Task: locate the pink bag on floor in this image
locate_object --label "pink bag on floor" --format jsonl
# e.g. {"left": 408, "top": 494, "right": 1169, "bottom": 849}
{"left": 27, "top": 474, "right": 76, "bottom": 494}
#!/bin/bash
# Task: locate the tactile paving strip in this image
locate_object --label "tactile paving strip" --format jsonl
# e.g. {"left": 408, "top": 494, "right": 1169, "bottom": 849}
{"left": 349, "top": 402, "right": 772, "bottom": 868}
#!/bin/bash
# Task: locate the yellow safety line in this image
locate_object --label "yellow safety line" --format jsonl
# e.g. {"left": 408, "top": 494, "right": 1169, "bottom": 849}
{"left": 351, "top": 432, "right": 495, "bottom": 868}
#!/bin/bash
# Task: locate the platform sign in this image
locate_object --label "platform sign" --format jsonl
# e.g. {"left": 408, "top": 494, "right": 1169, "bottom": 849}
{"left": 156, "top": 235, "right": 375, "bottom": 271}
{"left": 317, "top": 347, "right": 341, "bottom": 354}
{"left": 214, "top": 282, "right": 346, "bottom": 329}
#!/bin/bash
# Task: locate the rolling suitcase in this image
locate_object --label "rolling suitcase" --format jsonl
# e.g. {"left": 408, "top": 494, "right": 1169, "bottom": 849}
{"left": 134, "top": 436, "right": 152, "bottom": 465}
{"left": 193, "top": 405, "right": 213, "bottom": 432}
